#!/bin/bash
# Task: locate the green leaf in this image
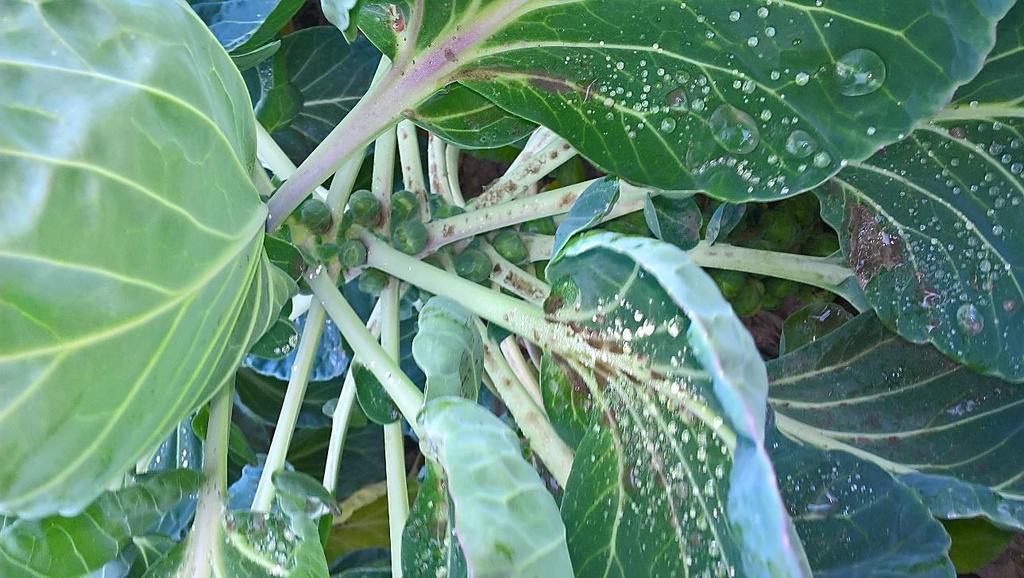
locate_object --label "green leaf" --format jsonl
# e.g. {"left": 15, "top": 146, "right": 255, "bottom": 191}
{"left": 412, "top": 297, "right": 483, "bottom": 401}
{"left": 769, "top": 431, "right": 955, "bottom": 577}
{"left": 944, "top": 518, "right": 1015, "bottom": 573}
{"left": 705, "top": 203, "right": 747, "bottom": 245}
{"left": 409, "top": 85, "right": 537, "bottom": 150}
{"left": 249, "top": 314, "right": 299, "bottom": 360}
{"left": 188, "top": 0, "right": 303, "bottom": 53}
{"left": 322, "top": 0, "right": 364, "bottom": 42}
{"left": 402, "top": 463, "right": 467, "bottom": 578}
{"left": 290, "top": 424, "right": 387, "bottom": 500}
{"left": 643, "top": 194, "right": 702, "bottom": 250}
{"left": 231, "top": 41, "right": 282, "bottom": 72}
{"left": 550, "top": 177, "right": 619, "bottom": 259}
{"left": 406, "top": 397, "right": 573, "bottom": 577}
{"left": 354, "top": 364, "right": 400, "bottom": 425}
{"left": 0, "top": 471, "right": 201, "bottom": 577}
{"left": 778, "top": 302, "right": 854, "bottom": 355}
{"left": 0, "top": 0, "right": 291, "bottom": 517}
{"left": 259, "top": 28, "right": 382, "bottom": 163}
{"left": 192, "top": 408, "right": 259, "bottom": 469}
{"left": 768, "top": 313, "right": 1024, "bottom": 531}
{"left": 816, "top": 3, "right": 1024, "bottom": 380}
{"left": 541, "top": 233, "right": 809, "bottom": 577}
{"left": 358, "top": 0, "right": 1012, "bottom": 199}
{"left": 327, "top": 480, "right": 416, "bottom": 561}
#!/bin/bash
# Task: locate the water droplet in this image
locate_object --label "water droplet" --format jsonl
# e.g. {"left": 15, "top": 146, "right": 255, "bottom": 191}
{"left": 660, "top": 117, "right": 677, "bottom": 133}
{"left": 795, "top": 72, "right": 810, "bottom": 86}
{"left": 709, "top": 104, "right": 760, "bottom": 154}
{"left": 785, "top": 130, "right": 818, "bottom": 158}
{"left": 728, "top": 10, "right": 741, "bottom": 21}
{"left": 956, "top": 303, "right": 984, "bottom": 336}
{"left": 812, "top": 151, "right": 833, "bottom": 168}
{"left": 835, "top": 48, "right": 886, "bottom": 96}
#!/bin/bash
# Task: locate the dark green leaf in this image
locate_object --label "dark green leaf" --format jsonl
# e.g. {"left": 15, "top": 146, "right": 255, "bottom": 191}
{"left": 359, "top": 0, "right": 1011, "bottom": 199}
{"left": 260, "top": 28, "right": 382, "bottom": 163}
{"left": 542, "top": 233, "right": 809, "bottom": 576}
{"left": 249, "top": 315, "right": 299, "bottom": 360}
{"left": 770, "top": 431, "right": 955, "bottom": 577}
{"left": 191, "top": 408, "right": 259, "bottom": 469}
{"left": 354, "top": 364, "right": 400, "bottom": 425}
{"left": 402, "top": 464, "right": 466, "bottom": 578}
{"left": 230, "top": 40, "right": 281, "bottom": 72}
{"left": 236, "top": 367, "right": 339, "bottom": 430}
{"left": 407, "top": 397, "right": 573, "bottom": 577}
{"left": 816, "top": 3, "right": 1024, "bottom": 380}
{"left": 188, "top": 0, "right": 303, "bottom": 53}
{"left": 705, "top": 203, "right": 747, "bottom": 245}
{"left": 539, "top": 350, "right": 593, "bottom": 451}
{"left": 643, "top": 194, "right": 702, "bottom": 250}
{"left": 778, "top": 302, "right": 854, "bottom": 355}
{"left": 409, "top": 85, "right": 536, "bottom": 150}
{"left": 0, "top": 471, "right": 200, "bottom": 577}
{"left": 412, "top": 297, "right": 483, "bottom": 401}
{"left": 550, "top": 177, "right": 619, "bottom": 259}
{"left": 0, "top": 0, "right": 291, "bottom": 517}
{"left": 769, "top": 313, "right": 1024, "bottom": 530}
{"left": 291, "top": 424, "right": 387, "bottom": 501}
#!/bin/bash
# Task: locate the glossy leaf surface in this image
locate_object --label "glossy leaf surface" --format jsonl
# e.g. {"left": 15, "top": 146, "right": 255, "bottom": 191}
{"left": 408, "top": 397, "right": 573, "bottom": 577}
{"left": 543, "top": 233, "right": 809, "bottom": 577}
{"left": 770, "top": 432, "right": 955, "bottom": 577}
{"left": 0, "top": 471, "right": 200, "bottom": 578}
{"left": 817, "top": 3, "right": 1024, "bottom": 380}
{"left": 769, "top": 313, "right": 1024, "bottom": 530}
{"left": 188, "top": 0, "right": 303, "bottom": 53}
{"left": 359, "top": 0, "right": 1012, "bottom": 199}
{"left": 409, "top": 85, "right": 536, "bottom": 150}
{"left": 0, "top": 0, "right": 289, "bottom": 517}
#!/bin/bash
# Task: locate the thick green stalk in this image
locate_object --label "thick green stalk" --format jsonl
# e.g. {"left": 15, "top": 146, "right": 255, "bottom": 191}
{"left": 322, "top": 370, "right": 358, "bottom": 492}
{"left": 252, "top": 302, "right": 327, "bottom": 512}
{"left": 481, "top": 334, "right": 573, "bottom": 487}
{"left": 309, "top": 272, "right": 425, "bottom": 432}
{"left": 380, "top": 279, "right": 410, "bottom": 578}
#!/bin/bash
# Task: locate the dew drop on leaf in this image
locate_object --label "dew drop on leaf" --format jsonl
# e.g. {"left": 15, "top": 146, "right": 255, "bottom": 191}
{"left": 956, "top": 303, "right": 984, "bottom": 336}
{"left": 709, "top": 104, "right": 760, "bottom": 154}
{"left": 785, "top": 129, "right": 818, "bottom": 158}
{"left": 834, "top": 48, "right": 886, "bottom": 96}
{"left": 660, "top": 117, "right": 678, "bottom": 133}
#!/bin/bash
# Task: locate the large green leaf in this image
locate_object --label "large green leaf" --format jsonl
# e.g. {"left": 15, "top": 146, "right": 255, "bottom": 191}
{"left": 0, "top": 0, "right": 290, "bottom": 517}
{"left": 0, "top": 471, "right": 201, "bottom": 577}
{"left": 412, "top": 297, "right": 483, "bottom": 401}
{"left": 768, "top": 313, "right": 1024, "bottom": 530}
{"left": 358, "top": 0, "right": 1011, "bottom": 199}
{"left": 408, "top": 85, "right": 536, "bottom": 150}
{"left": 188, "top": 0, "right": 303, "bottom": 53}
{"left": 404, "top": 397, "right": 573, "bottom": 577}
{"left": 816, "top": 3, "right": 1024, "bottom": 380}
{"left": 769, "top": 431, "right": 955, "bottom": 577}
{"left": 542, "top": 233, "right": 809, "bottom": 577}
{"left": 258, "top": 28, "right": 382, "bottom": 164}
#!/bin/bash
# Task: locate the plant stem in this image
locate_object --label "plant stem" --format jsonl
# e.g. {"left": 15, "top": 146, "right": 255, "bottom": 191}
{"left": 397, "top": 119, "right": 429, "bottom": 217}
{"left": 372, "top": 123, "right": 398, "bottom": 212}
{"left": 478, "top": 242, "right": 550, "bottom": 304}
{"left": 252, "top": 302, "right": 327, "bottom": 513}
{"left": 481, "top": 332, "right": 573, "bottom": 487}
{"left": 445, "top": 144, "right": 465, "bottom": 207}
{"left": 424, "top": 179, "right": 649, "bottom": 252}
{"left": 255, "top": 123, "right": 330, "bottom": 201}
{"left": 379, "top": 279, "right": 410, "bottom": 578}
{"left": 427, "top": 134, "right": 454, "bottom": 205}
{"left": 361, "top": 232, "right": 547, "bottom": 337}
{"left": 309, "top": 272, "right": 425, "bottom": 432}
{"left": 470, "top": 130, "right": 576, "bottom": 209}
{"left": 266, "top": 58, "right": 410, "bottom": 231}
{"left": 499, "top": 337, "right": 544, "bottom": 409}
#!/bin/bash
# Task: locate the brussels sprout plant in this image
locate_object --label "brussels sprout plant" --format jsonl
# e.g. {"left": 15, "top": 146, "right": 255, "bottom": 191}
{"left": 2, "top": 0, "right": 1024, "bottom": 576}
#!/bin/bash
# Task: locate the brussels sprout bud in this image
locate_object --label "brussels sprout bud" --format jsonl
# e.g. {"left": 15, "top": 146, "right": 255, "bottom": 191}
{"left": 298, "top": 198, "right": 332, "bottom": 234}
{"left": 710, "top": 269, "right": 747, "bottom": 299}
{"left": 732, "top": 279, "right": 764, "bottom": 317}
{"left": 358, "top": 268, "right": 388, "bottom": 295}
{"left": 764, "top": 278, "right": 796, "bottom": 300}
{"left": 348, "top": 190, "right": 381, "bottom": 226}
{"left": 454, "top": 248, "right": 492, "bottom": 283}
{"left": 492, "top": 230, "right": 529, "bottom": 265}
{"left": 432, "top": 204, "right": 465, "bottom": 220}
{"left": 392, "top": 220, "right": 428, "bottom": 255}
{"left": 521, "top": 217, "right": 556, "bottom": 235}
{"left": 337, "top": 240, "right": 368, "bottom": 269}
{"left": 390, "top": 190, "right": 420, "bottom": 224}
{"left": 805, "top": 233, "right": 840, "bottom": 257}
{"left": 763, "top": 212, "right": 800, "bottom": 249}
